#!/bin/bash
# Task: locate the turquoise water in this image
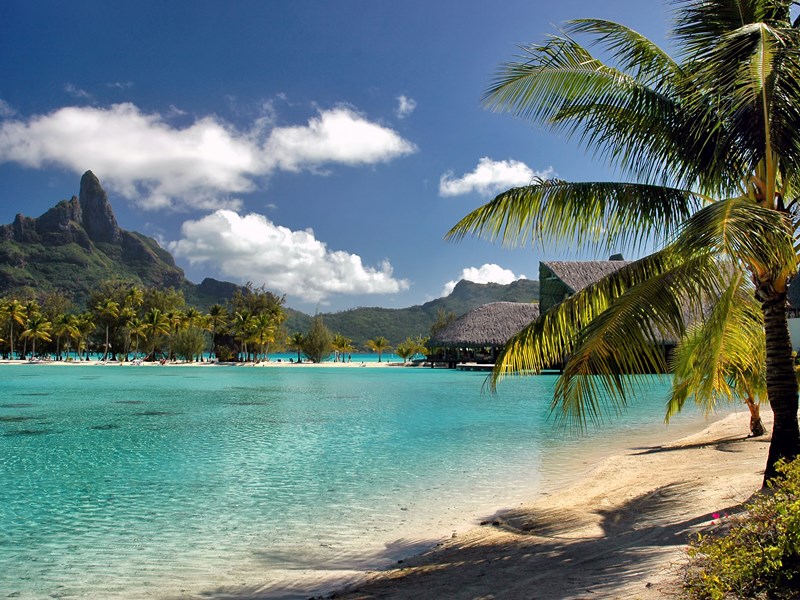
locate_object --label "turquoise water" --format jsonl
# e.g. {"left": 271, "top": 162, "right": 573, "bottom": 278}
{"left": 0, "top": 365, "right": 714, "bottom": 598}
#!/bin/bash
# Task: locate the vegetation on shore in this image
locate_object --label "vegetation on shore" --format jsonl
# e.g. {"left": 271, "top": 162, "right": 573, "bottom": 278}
{"left": 0, "top": 277, "right": 440, "bottom": 364}
{"left": 684, "top": 457, "right": 800, "bottom": 599}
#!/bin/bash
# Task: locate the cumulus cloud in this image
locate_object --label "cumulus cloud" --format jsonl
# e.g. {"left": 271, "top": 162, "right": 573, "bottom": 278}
{"left": 395, "top": 95, "right": 417, "bottom": 119}
{"left": 168, "top": 210, "right": 410, "bottom": 303}
{"left": 439, "top": 157, "right": 554, "bottom": 197}
{"left": 441, "top": 263, "right": 525, "bottom": 297}
{"left": 0, "top": 103, "right": 416, "bottom": 211}
{"left": 263, "top": 106, "right": 417, "bottom": 172}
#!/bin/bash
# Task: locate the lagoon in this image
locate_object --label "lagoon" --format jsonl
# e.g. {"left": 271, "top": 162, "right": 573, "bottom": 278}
{"left": 0, "top": 365, "right": 715, "bottom": 598}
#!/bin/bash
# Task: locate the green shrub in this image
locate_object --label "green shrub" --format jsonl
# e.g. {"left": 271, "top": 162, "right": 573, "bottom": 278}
{"left": 684, "top": 457, "right": 800, "bottom": 599}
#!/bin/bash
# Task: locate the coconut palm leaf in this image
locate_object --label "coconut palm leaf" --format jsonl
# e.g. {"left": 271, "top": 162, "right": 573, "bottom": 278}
{"left": 446, "top": 180, "right": 701, "bottom": 253}
{"left": 667, "top": 269, "right": 767, "bottom": 420}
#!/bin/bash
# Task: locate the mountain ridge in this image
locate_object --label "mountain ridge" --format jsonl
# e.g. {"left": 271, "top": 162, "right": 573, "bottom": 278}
{"left": 0, "top": 171, "right": 539, "bottom": 345}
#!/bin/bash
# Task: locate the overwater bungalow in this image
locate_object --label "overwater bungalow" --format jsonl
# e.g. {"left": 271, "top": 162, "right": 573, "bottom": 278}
{"left": 427, "top": 301, "right": 540, "bottom": 369}
{"left": 539, "top": 256, "right": 629, "bottom": 313}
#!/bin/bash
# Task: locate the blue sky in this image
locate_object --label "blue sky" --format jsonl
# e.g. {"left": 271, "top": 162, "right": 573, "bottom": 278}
{"left": 0, "top": 0, "right": 669, "bottom": 313}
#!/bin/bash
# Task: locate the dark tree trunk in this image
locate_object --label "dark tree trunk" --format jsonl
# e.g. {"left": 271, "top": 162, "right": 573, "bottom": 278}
{"left": 760, "top": 290, "right": 800, "bottom": 483}
{"left": 744, "top": 397, "right": 766, "bottom": 437}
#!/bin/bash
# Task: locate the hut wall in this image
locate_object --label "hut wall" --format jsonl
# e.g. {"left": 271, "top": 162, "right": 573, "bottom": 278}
{"left": 539, "top": 264, "right": 573, "bottom": 314}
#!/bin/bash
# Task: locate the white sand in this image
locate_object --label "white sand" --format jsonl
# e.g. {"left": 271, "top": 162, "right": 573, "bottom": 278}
{"left": 326, "top": 410, "right": 770, "bottom": 599}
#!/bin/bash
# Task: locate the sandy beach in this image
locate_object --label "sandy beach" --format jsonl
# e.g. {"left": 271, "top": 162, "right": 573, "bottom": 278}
{"left": 321, "top": 410, "right": 771, "bottom": 600}
{"left": 0, "top": 357, "right": 399, "bottom": 367}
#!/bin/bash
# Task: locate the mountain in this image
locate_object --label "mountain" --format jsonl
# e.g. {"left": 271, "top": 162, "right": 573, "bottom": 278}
{"left": 0, "top": 170, "right": 242, "bottom": 309}
{"left": 283, "top": 278, "right": 540, "bottom": 346}
{"left": 0, "top": 171, "right": 539, "bottom": 345}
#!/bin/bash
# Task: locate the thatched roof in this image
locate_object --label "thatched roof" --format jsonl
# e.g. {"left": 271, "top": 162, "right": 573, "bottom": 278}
{"left": 430, "top": 302, "right": 540, "bottom": 347}
{"left": 541, "top": 260, "right": 631, "bottom": 294}
{"left": 788, "top": 275, "right": 800, "bottom": 310}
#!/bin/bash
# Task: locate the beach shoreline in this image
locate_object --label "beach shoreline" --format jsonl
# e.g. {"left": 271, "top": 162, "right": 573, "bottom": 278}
{"left": 318, "top": 410, "right": 771, "bottom": 600}
{"left": 0, "top": 357, "right": 401, "bottom": 368}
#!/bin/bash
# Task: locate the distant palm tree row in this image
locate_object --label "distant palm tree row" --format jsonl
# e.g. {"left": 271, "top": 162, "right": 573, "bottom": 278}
{"left": 0, "top": 281, "right": 423, "bottom": 363}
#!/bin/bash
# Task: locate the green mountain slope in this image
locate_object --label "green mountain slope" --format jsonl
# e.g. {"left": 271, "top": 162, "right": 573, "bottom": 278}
{"left": 0, "top": 171, "right": 241, "bottom": 309}
{"left": 0, "top": 171, "right": 539, "bottom": 346}
{"left": 284, "top": 278, "right": 540, "bottom": 347}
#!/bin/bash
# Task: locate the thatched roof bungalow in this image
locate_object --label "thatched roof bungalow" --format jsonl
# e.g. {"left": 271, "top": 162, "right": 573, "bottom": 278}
{"left": 539, "top": 258, "right": 630, "bottom": 313}
{"left": 429, "top": 301, "right": 540, "bottom": 366}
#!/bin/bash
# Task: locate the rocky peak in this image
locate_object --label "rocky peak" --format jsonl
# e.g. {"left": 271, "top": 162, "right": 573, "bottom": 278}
{"left": 79, "top": 170, "right": 121, "bottom": 244}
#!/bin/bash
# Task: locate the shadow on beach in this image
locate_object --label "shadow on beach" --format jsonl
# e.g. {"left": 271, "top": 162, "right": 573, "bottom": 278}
{"left": 181, "top": 416, "right": 770, "bottom": 600}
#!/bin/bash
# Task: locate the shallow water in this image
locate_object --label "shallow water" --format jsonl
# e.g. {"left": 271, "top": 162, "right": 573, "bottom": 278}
{"left": 0, "top": 365, "right": 717, "bottom": 598}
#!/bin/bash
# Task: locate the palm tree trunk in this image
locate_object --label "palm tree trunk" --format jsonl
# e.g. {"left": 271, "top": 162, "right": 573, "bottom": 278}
{"left": 744, "top": 396, "right": 765, "bottom": 437}
{"left": 760, "top": 290, "right": 800, "bottom": 483}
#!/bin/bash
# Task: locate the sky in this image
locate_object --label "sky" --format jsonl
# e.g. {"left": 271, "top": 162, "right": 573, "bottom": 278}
{"left": 0, "top": 0, "right": 671, "bottom": 313}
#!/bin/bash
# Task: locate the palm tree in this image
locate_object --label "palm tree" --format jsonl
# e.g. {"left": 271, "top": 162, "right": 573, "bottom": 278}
{"left": 395, "top": 335, "right": 429, "bottom": 363}
{"left": 20, "top": 300, "right": 40, "bottom": 359}
{"left": 232, "top": 310, "right": 254, "bottom": 361}
{"left": 286, "top": 332, "right": 305, "bottom": 363}
{"left": 206, "top": 304, "right": 228, "bottom": 359}
{"left": 124, "top": 285, "right": 144, "bottom": 313}
{"left": 164, "top": 309, "right": 185, "bottom": 360}
{"left": 142, "top": 308, "right": 170, "bottom": 360}
{"left": 74, "top": 312, "right": 95, "bottom": 360}
{"left": 52, "top": 313, "right": 79, "bottom": 361}
{"left": 252, "top": 312, "right": 276, "bottom": 362}
{"left": 366, "top": 336, "right": 392, "bottom": 362}
{"left": 125, "top": 316, "right": 147, "bottom": 360}
{"left": 94, "top": 298, "right": 120, "bottom": 360}
{"left": 21, "top": 314, "right": 52, "bottom": 357}
{"left": 332, "top": 333, "right": 354, "bottom": 362}
{"left": 448, "top": 1, "right": 800, "bottom": 481}
{"left": 3, "top": 299, "right": 27, "bottom": 359}
{"left": 666, "top": 271, "right": 767, "bottom": 437}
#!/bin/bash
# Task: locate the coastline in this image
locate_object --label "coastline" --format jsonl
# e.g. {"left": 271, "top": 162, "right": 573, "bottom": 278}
{"left": 322, "top": 410, "right": 770, "bottom": 600}
{"left": 0, "top": 358, "right": 400, "bottom": 368}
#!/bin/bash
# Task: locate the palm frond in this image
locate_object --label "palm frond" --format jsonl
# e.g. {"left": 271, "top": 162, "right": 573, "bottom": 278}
{"left": 445, "top": 180, "right": 699, "bottom": 253}
{"left": 565, "top": 19, "right": 681, "bottom": 88}
{"left": 671, "top": 0, "right": 793, "bottom": 60}
{"left": 675, "top": 197, "right": 796, "bottom": 277}
{"left": 550, "top": 251, "right": 725, "bottom": 428}
{"left": 482, "top": 33, "right": 687, "bottom": 184}
{"left": 667, "top": 269, "right": 766, "bottom": 420}
{"left": 488, "top": 253, "right": 678, "bottom": 388}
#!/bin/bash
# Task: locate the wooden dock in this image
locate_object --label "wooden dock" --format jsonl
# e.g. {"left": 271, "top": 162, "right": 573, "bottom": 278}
{"left": 456, "top": 362, "right": 494, "bottom": 372}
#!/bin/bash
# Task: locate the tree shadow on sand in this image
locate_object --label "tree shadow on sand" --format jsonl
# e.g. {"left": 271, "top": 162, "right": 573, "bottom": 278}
{"left": 185, "top": 479, "right": 751, "bottom": 600}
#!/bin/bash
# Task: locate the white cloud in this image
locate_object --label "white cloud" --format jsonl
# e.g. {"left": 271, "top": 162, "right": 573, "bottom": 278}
{"left": 441, "top": 263, "right": 525, "bottom": 297}
{"left": 0, "top": 103, "right": 417, "bottom": 211}
{"left": 439, "top": 157, "right": 554, "bottom": 197}
{"left": 263, "top": 106, "right": 417, "bottom": 172}
{"left": 395, "top": 95, "right": 417, "bottom": 119}
{"left": 0, "top": 99, "right": 15, "bottom": 118}
{"left": 64, "top": 83, "right": 93, "bottom": 100}
{"left": 168, "top": 210, "right": 410, "bottom": 303}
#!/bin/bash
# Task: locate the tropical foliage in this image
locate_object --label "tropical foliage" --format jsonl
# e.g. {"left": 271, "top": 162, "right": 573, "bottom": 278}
{"left": 395, "top": 335, "right": 429, "bottom": 363}
{"left": 683, "top": 457, "right": 800, "bottom": 599}
{"left": 448, "top": 0, "right": 800, "bottom": 479}
{"left": 0, "top": 280, "right": 287, "bottom": 363}
{"left": 301, "top": 315, "right": 333, "bottom": 363}
{"left": 365, "top": 336, "right": 392, "bottom": 362}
